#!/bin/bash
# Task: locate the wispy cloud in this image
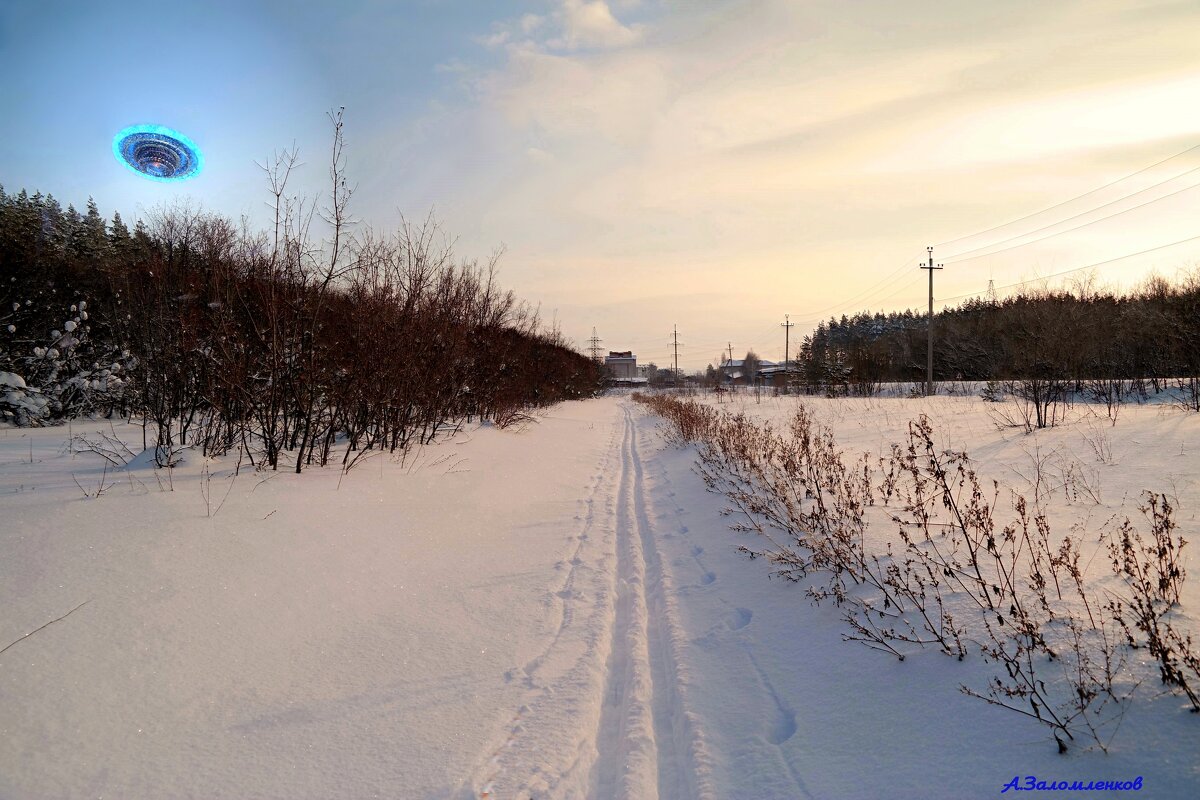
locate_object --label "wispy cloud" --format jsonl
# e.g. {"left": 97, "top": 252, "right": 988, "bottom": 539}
{"left": 475, "top": 1, "right": 643, "bottom": 54}
{"left": 547, "top": 0, "right": 644, "bottom": 50}
{"left": 343, "top": 0, "right": 1200, "bottom": 364}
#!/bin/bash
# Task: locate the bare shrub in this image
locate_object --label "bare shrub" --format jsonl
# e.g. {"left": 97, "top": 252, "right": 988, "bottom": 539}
{"left": 1106, "top": 493, "right": 1199, "bottom": 712}
{"left": 989, "top": 390, "right": 1035, "bottom": 434}
{"left": 1080, "top": 419, "right": 1117, "bottom": 465}
{"left": 1087, "top": 378, "right": 1127, "bottom": 425}
{"left": 71, "top": 428, "right": 137, "bottom": 467}
{"left": 636, "top": 394, "right": 1192, "bottom": 752}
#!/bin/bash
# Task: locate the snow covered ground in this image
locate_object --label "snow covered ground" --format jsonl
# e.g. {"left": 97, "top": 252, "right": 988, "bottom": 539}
{"left": 2, "top": 394, "right": 1198, "bottom": 798}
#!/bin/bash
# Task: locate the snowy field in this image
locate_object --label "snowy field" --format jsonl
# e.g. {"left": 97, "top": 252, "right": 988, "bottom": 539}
{"left": 2, "top": 393, "right": 1198, "bottom": 798}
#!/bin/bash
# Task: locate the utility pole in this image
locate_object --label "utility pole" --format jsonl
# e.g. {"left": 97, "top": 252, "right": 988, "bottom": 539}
{"left": 672, "top": 325, "right": 680, "bottom": 385}
{"left": 920, "top": 247, "right": 943, "bottom": 397}
{"left": 587, "top": 327, "right": 603, "bottom": 363}
{"left": 780, "top": 314, "right": 794, "bottom": 370}
{"left": 727, "top": 342, "right": 734, "bottom": 387}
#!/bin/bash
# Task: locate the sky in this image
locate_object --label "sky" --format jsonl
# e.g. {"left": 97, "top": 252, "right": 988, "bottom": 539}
{"left": 2, "top": 0, "right": 1200, "bottom": 370}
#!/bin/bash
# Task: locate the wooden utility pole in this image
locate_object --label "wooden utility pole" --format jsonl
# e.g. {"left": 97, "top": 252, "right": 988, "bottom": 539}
{"left": 920, "top": 247, "right": 943, "bottom": 397}
{"left": 672, "top": 325, "right": 680, "bottom": 385}
{"left": 780, "top": 314, "right": 794, "bottom": 369}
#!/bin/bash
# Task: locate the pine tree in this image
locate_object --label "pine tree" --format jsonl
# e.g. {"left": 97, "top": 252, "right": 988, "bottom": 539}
{"left": 108, "top": 211, "right": 131, "bottom": 266}
{"left": 78, "top": 197, "right": 109, "bottom": 263}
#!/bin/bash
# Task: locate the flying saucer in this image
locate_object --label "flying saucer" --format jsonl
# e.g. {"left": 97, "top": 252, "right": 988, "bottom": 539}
{"left": 113, "top": 124, "right": 203, "bottom": 181}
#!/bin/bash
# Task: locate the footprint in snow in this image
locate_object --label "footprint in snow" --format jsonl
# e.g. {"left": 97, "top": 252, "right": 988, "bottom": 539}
{"left": 729, "top": 608, "right": 753, "bottom": 630}
{"left": 768, "top": 708, "right": 798, "bottom": 745}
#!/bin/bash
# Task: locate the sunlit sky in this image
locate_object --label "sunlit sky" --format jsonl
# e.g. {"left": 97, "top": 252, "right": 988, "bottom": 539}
{"left": 3, "top": 0, "right": 1200, "bottom": 369}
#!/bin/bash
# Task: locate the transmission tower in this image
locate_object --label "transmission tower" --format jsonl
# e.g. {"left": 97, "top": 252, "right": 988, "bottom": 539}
{"left": 587, "top": 327, "right": 604, "bottom": 363}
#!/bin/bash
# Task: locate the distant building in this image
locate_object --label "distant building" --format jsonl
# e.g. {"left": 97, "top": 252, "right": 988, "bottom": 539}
{"left": 604, "top": 351, "right": 646, "bottom": 387}
{"left": 719, "top": 358, "right": 777, "bottom": 386}
{"left": 605, "top": 351, "right": 638, "bottom": 380}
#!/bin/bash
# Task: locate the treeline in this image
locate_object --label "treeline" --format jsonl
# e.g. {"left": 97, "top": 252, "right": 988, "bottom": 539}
{"left": 0, "top": 185, "right": 602, "bottom": 470}
{"left": 794, "top": 276, "right": 1200, "bottom": 409}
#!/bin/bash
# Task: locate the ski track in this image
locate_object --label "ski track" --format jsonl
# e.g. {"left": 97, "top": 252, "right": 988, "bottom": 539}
{"left": 641, "top": 415, "right": 810, "bottom": 800}
{"left": 628, "top": 405, "right": 718, "bottom": 800}
{"left": 472, "top": 402, "right": 722, "bottom": 798}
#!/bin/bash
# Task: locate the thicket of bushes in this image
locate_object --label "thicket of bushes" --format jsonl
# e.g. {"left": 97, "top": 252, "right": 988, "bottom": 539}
{"left": 792, "top": 276, "right": 1200, "bottom": 412}
{"left": 636, "top": 392, "right": 1198, "bottom": 752}
{"left": 0, "top": 177, "right": 601, "bottom": 468}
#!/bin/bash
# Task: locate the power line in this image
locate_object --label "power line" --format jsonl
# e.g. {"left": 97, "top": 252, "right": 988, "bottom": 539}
{"left": 937, "top": 233, "right": 1200, "bottom": 304}
{"left": 859, "top": 274, "right": 925, "bottom": 309}
{"left": 788, "top": 266, "right": 929, "bottom": 330}
{"left": 934, "top": 141, "right": 1200, "bottom": 250}
{"left": 787, "top": 145, "right": 1200, "bottom": 331}
{"left": 943, "top": 172, "right": 1200, "bottom": 264}
{"left": 789, "top": 253, "right": 925, "bottom": 325}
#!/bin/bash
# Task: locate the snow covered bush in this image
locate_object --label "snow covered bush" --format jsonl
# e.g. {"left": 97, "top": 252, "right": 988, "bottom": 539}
{"left": 0, "top": 370, "right": 49, "bottom": 426}
{"left": 3, "top": 297, "right": 131, "bottom": 421}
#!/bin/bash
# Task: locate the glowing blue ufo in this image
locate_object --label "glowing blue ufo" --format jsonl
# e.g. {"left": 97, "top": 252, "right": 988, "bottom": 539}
{"left": 113, "top": 124, "right": 203, "bottom": 181}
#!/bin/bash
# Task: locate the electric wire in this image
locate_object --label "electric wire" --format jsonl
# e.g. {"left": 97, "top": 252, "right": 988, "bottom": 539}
{"left": 933, "top": 141, "right": 1200, "bottom": 250}
{"left": 937, "top": 233, "right": 1200, "bottom": 304}
{"left": 943, "top": 173, "right": 1200, "bottom": 264}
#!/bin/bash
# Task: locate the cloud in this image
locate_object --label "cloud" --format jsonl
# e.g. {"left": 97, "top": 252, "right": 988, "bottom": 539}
{"left": 483, "top": 45, "right": 670, "bottom": 147}
{"left": 475, "top": 26, "right": 511, "bottom": 49}
{"left": 434, "top": 58, "right": 469, "bottom": 74}
{"left": 399, "top": 0, "right": 1200, "bottom": 367}
{"left": 519, "top": 13, "right": 544, "bottom": 34}
{"left": 870, "top": 71, "right": 1200, "bottom": 173}
{"left": 474, "top": 2, "right": 640, "bottom": 56}
{"left": 547, "top": 0, "right": 643, "bottom": 51}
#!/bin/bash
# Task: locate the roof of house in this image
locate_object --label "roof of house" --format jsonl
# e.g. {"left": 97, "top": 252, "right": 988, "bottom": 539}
{"left": 721, "top": 359, "right": 777, "bottom": 369}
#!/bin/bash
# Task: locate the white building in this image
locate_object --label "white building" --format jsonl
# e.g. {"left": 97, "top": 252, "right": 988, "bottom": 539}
{"left": 604, "top": 350, "right": 638, "bottom": 380}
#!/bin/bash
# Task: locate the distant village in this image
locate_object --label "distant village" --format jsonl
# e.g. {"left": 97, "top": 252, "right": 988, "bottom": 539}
{"left": 602, "top": 350, "right": 789, "bottom": 389}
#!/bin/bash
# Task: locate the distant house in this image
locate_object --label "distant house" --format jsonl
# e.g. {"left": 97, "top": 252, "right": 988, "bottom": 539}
{"left": 756, "top": 363, "right": 790, "bottom": 387}
{"left": 604, "top": 351, "right": 647, "bottom": 387}
{"left": 719, "top": 358, "right": 777, "bottom": 386}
